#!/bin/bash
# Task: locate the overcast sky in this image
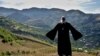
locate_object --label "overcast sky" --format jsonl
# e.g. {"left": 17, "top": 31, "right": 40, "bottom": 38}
{"left": 0, "top": 0, "right": 100, "bottom": 13}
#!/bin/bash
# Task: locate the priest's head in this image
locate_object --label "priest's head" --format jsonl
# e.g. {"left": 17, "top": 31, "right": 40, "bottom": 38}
{"left": 60, "top": 16, "right": 66, "bottom": 23}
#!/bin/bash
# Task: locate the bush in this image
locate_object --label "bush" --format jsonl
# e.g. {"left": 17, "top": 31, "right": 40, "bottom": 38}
{"left": 32, "top": 51, "right": 36, "bottom": 54}
{"left": 26, "top": 51, "right": 30, "bottom": 54}
{"left": 5, "top": 51, "right": 11, "bottom": 56}
{"left": 2, "top": 39, "right": 7, "bottom": 43}
{"left": 10, "top": 43, "right": 13, "bottom": 46}
{"left": 1, "top": 52, "right": 5, "bottom": 56}
{"left": 88, "top": 51, "right": 97, "bottom": 55}
{"left": 17, "top": 50, "right": 20, "bottom": 53}
{"left": 22, "top": 50, "right": 25, "bottom": 54}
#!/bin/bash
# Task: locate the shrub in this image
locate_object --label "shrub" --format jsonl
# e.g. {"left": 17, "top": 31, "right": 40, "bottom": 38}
{"left": 26, "top": 51, "right": 30, "bottom": 54}
{"left": 5, "top": 51, "right": 11, "bottom": 56}
{"left": 10, "top": 43, "right": 13, "bottom": 46}
{"left": 17, "top": 50, "right": 20, "bottom": 53}
{"left": 22, "top": 50, "right": 25, "bottom": 54}
{"left": 1, "top": 52, "right": 5, "bottom": 56}
{"left": 33, "top": 51, "right": 36, "bottom": 54}
{"left": 2, "top": 39, "right": 7, "bottom": 43}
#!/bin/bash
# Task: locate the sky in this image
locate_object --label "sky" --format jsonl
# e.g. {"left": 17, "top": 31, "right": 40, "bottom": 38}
{"left": 0, "top": 0, "right": 100, "bottom": 13}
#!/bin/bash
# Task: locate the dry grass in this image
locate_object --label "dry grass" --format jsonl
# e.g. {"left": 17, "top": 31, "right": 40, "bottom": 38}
{"left": 0, "top": 39, "right": 98, "bottom": 56}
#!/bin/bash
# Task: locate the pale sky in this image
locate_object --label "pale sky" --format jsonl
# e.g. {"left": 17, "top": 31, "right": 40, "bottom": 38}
{"left": 0, "top": 0, "right": 100, "bottom": 13}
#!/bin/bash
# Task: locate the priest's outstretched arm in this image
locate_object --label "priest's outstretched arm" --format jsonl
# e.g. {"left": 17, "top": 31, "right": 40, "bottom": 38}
{"left": 69, "top": 23, "right": 83, "bottom": 40}
{"left": 46, "top": 24, "right": 59, "bottom": 40}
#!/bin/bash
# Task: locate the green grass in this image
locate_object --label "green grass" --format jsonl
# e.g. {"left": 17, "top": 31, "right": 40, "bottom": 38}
{"left": 0, "top": 27, "right": 17, "bottom": 42}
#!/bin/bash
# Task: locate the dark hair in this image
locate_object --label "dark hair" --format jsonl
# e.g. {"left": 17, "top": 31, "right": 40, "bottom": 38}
{"left": 62, "top": 16, "right": 66, "bottom": 21}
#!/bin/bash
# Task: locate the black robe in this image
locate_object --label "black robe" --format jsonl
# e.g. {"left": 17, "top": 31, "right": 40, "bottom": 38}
{"left": 46, "top": 22, "right": 82, "bottom": 55}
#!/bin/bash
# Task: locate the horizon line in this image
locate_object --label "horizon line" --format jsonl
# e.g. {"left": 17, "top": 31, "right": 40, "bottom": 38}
{"left": 0, "top": 6, "right": 100, "bottom": 14}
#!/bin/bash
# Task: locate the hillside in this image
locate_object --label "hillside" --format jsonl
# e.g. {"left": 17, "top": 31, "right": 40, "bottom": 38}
{"left": 0, "top": 16, "right": 53, "bottom": 44}
{"left": 0, "top": 7, "right": 100, "bottom": 49}
{"left": 0, "top": 27, "right": 54, "bottom": 56}
{"left": 0, "top": 13, "right": 99, "bottom": 56}
{"left": 0, "top": 16, "right": 45, "bottom": 35}
{"left": 0, "top": 39, "right": 97, "bottom": 56}
{"left": 0, "top": 31, "right": 96, "bottom": 56}
{"left": 0, "top": 23, "right": 98, "bottom": 56}
{"left": 0, "top": 27, "right": 98, "bottom": 56}
{"left": 0, "top": 27, "right": 53, "bottom": 56}
{"left": 0, "top": 27, "right": 17, "bottom": 43}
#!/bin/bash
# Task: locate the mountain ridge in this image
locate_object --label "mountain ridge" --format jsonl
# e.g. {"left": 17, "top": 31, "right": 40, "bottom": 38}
{"left": 0, "top": 7, "right": 100, "bottom": 49}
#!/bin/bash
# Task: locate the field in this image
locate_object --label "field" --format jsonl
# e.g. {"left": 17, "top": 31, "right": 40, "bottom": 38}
{"left": 0, "top": 37, "right": 98, "bottom": 56}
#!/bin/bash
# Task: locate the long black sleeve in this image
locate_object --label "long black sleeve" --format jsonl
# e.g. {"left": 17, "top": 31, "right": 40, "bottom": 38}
{"left": 69, "top": 23, "right": 83, "bottom": 40}
{"left": 46, "top": 24, "right": 58, "bottom": 40}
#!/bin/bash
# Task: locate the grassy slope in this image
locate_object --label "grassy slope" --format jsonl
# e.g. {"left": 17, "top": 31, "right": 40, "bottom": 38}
{"left": 0, "top": 16, "right": 51, "bottom": 44}
{"left": 0, "top": 17, "right": 98, "bottom": 56}
{"left": 0, "top": 16, "right": 45, "bottom": 35}
{"left": 0, "top": 27, "right": 17, "bottom": 42}
{"left": 0, "top": 33, "right": 96, "bottom": 56}
{"left": 0, "top": 38, "right": 96, "bottom": 56}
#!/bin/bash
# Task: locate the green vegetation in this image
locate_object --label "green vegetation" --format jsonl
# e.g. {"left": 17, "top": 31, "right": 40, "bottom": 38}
{"left": 0, "top": 16, "right": 53, "bottom": 45}
{"left": 0, "top": 27, "right": 17, "bottom": 43}
{"left": 0, "top": 16, "right": 99, "bottom": 56}
{"left": 0, "top": 16, "right": 45, "bottom": 35}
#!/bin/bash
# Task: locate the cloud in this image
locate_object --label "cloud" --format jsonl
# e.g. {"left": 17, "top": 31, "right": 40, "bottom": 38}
{"left": 0, "top": 0, "right": 99, "bottom": 13}
{"left": 93, "top": 8, "right": 100, "bottom": 13}
{"left": 0, "top": 0, "right": 91, "bottom": 9}
{"left": 0, "top": 0, "right": 3, "bottom": 4}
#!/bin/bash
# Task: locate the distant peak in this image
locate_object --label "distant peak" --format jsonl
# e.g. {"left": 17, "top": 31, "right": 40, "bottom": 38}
{"left": 0, "top": 7, "right": 19, "bottom": 10}
{"left": 67, "top": 9, "right": 85, "bottom": 14}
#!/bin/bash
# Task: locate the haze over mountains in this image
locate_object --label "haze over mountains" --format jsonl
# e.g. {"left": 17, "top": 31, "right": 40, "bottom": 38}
{"left": 0, "top": 7, "right": 100, "bottom": 48}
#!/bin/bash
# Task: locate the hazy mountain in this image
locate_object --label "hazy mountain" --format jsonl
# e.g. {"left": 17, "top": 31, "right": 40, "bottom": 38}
{"left": 0, "top": 7, "right": 18, "bottom": 16}
{"left": 0, "top": 7, "right": 100, "bottom": 48}
{"left": 7, "top": 12, "right": 30, "bottom": 23}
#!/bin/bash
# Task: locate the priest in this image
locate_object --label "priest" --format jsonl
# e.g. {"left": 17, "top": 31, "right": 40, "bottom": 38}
{"left": 46, "top": 16, "right": 83, "bottom": 56}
